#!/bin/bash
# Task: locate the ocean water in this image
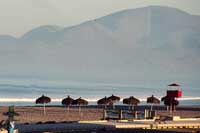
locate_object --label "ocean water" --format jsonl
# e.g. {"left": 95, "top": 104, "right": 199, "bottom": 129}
{"left": 0, "top": 79, "right": 199, "bottom": 106}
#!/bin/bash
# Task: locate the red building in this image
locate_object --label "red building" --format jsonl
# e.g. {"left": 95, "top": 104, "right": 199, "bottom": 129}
{"left": 167, "top": 83, "right": 182, "bottom": 98}
{"left": 167, "top": 90, "right": 182, "bottom": 98}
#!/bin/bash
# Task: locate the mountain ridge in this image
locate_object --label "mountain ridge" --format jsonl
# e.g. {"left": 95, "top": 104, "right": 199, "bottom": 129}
{"left": 0, "top": 6, "right": 200, "bottom": 83}
{"left": 0, "top": 6, "right": 197, "bottom": 40}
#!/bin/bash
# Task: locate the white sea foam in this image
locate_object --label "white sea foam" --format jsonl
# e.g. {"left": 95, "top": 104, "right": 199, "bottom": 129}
{"left": 177, "top": 97, "right": 200, "bottom": 100}
{"left": 0, "top": 97, "right": 200, "bottom": 102}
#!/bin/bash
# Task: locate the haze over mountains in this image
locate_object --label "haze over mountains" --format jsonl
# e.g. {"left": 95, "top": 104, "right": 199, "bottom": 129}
{"left": 0, "top": 6, "right": 200, "bottom": 85}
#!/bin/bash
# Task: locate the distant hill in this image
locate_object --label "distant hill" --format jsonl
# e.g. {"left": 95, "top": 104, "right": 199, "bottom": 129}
{"left": 0, "top": 35, "right": 17, "bottom": 44}
{"left": 0, "top": 6, "right": 200, "bottom": 83}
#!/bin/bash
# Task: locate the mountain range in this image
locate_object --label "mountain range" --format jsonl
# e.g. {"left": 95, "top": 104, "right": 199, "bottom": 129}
{"left": 0, "top": 6, "right": 200, "bottom": 84}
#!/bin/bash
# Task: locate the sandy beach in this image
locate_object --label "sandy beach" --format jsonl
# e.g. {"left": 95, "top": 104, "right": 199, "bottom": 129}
{"left": 0, "top": 105, "right": 199, "bottom": 133}
{"left": 0, "top": 106, "right": 103, "bottom": 123}
{"left": 0, "top": 105, "right": 200, "bottom": 124}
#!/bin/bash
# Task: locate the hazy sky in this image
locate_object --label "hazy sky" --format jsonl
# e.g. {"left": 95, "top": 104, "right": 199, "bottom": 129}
{"left": 0, "top": 0, "right": 200, "bottom": 37}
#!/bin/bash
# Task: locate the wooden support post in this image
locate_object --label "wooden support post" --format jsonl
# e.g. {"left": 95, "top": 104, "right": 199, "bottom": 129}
{"left": 103, "top": 109, "right": 107, "bottom": 120}
{"left": 119, "top": 110, "right": 123, "bottom": 120}
{"left": 135, "top": 111, "right": 137, "bottom": 119}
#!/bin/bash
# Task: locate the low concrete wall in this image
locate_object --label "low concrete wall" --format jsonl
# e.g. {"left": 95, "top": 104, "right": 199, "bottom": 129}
{"left": 173, "top": 116, "right": 200, "bottom": 121}
{"left": 78, "top": 120, "right": 107, "bottom": 123}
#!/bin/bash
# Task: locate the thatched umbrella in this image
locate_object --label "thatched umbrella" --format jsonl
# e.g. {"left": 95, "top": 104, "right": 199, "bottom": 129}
{"left": 72, "top": 97, "right": 88, "bottom": 112}
{"left": 161, "top": 96, "right": 179, "bottom": 111}
{"left": 164, "top": 99, "right": 179, "bottom": 107}
{"left": 62, "top": 96, "right": 74, "bottom": 111}
{"left": 107, "top": 94, "right": 120, "bottom": 109}
{"left": 97, "top": 96, "right": 110, "bottom": 108}
{"left": 161, "top": 96, "right": 169, "bottom": 110}
{"left": 123, "top": 96, "right": 140, "bottom": 110}
{"left": 147, "top": 95, "right": 160, "bottom": 111}
{"left": 35, "top": 95, "right": 51, "bottom": 115}
{"left": 161, "top": 96, "right": 172, "bottom": 107}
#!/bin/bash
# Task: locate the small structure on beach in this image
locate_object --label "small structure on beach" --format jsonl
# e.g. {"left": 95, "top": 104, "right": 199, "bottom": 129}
{"left": 72, "top": 97, "right": 88, "bottom": 113}
{"left": 162, "top": 83, "right": 182, "bottom": 112}
{"left": 167, "top": 83, "right": 182, "bottom": 98}
{"left": 35, "top": 95, "right": 51, "bottom": 115}
{"left": 107, "top": 94, "right": 120, "bottom": 109}
{"left": 147, "top": 95, "right": 160, "bottom": 111}
{"left": 97, "top": 96, "right": 110, "bottom": 108}
{"left": 62, "top": 96, "right": 74, "bottom": 111}
{"left": 123, "top": 96, "right": 140, "bottom": 110}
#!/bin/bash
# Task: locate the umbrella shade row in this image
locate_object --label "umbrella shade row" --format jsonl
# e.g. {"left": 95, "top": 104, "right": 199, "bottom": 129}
{"left": 97, "top": 94, "right": 120, "bottom": 105}
{"left": 36, "top": 95, "right": 173, "bottom": 106}
{"left": 97, "top": 95, "right": 160, "bottom": 106}
{"left": 62, "top": 96, "right": 88, "bottom": 106}
{"left": 36, "top": 95, "right": 88, "bottom": 106}
{"left": 97, "top": 95, "right": 140, "bottom": 107}
{"left": 72, "top": 97, "right": 88, "bottom": 105}
{"left": 35, "top": 82, "right": 180, "bottom": 106}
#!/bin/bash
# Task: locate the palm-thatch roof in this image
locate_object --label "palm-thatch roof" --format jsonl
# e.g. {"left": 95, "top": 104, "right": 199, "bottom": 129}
{"left": 36, "top": 95, "right": 51, "bottom": 104}
{"left": 147, "top": 95, "right": 160, "bottom": 104}
{"left": 123, "top": 96, "right": 140, "bottom": 105}
{"left": 97, "top": 96, "right": 110, "bottom": 105}
{"left": 107, "top": 94, "right": 120, "bottom": 102}
{"left": 72, "top": 97, "right": 88, "bottom": 106}
{"left": 62, "top": 96, "right": 74, "bottom": 106}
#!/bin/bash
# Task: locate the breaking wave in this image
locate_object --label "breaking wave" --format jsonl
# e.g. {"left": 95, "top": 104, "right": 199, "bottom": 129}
{"left": 0, "top": 97, "right": 200, "bottom": 102}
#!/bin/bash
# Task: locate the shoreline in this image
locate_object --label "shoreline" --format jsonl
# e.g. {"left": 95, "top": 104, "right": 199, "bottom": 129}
{"left": 0, "top": 99, "right": 199, "bottom": 107}
{"left": 0, "top": 96, "right": 200, "bottom": 102}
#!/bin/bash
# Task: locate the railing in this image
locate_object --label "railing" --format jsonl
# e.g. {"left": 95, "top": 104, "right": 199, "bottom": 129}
{"left": 103, "top": 109, "right": 147, "bottom": 120}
